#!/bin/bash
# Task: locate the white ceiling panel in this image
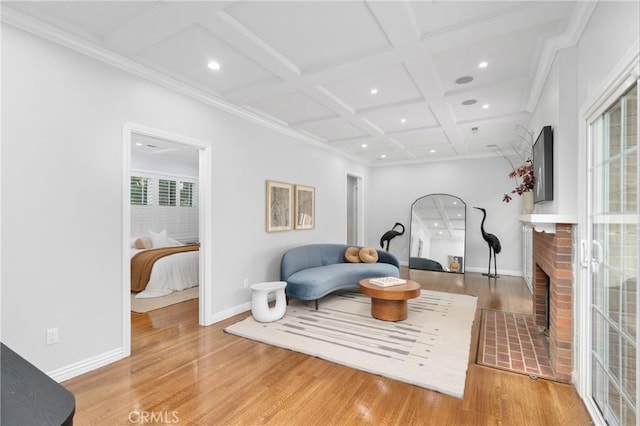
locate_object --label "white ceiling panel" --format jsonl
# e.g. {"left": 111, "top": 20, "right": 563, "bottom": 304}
{"left": 322, "top": 64, "right": 423, "bottom": 112}
{"left": 410, "top": 1, "right": 523, "bottom": 36}
{"left": 406, "top": 144, "right": 457, "bottom": 160}
{"left": 329, "top": 137, "right": 388, "bottom": 155}
{"left": 447, "top": 79, "right": 529, "bottom": 123}
{"left": 246, "top": 91, "right": 337, "bottom": 125}
{"left": 393, "top": 128, "right": 450, "bottom": 148}
{"left": 224, "top": 1, "right": 391, "bottom": 72}
{"left": 297, "top": 118, "right": 369, "bottom": 142}
{"left": 138, "top": 24, "right": 280, "bottom": 94}
{"left": 361, "top": 102, "right": 438, "bottom": 134}
{"left": 434, "top": 23, "right": 557, "bottom": 94}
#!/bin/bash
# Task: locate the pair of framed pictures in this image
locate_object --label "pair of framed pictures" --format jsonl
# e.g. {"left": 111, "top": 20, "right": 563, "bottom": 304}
{"left": 266, "top": 180, "right": 315, "bottom": 232}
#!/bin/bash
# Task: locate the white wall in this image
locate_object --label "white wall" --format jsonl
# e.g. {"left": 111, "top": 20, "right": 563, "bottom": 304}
{"left": 367, "top": 157, "right": 524, "bottom": 275}
{"left": 131, "top": 151, "right": 199, "bottom": 178}
{"left": 528, "top": 1, "right": 640, "bottom": 216}
{"left": 576, "top": 1, "right": 640, "bottom": 109}
{"left": 0, "top": 25, "right": 367, "bottom": 374}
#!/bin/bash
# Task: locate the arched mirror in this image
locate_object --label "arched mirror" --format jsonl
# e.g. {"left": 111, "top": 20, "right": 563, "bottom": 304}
{"left": 409, "top": 194, "right": 466, "bottom": 273}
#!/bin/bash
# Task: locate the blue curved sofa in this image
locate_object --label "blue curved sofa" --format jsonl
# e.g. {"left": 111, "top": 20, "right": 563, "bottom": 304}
{"left": 280, "top": 243, "right": 400, "bottom": 307}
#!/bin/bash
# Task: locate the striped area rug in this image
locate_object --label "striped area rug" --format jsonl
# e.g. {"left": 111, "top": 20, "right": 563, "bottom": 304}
{"left": 225, "top": 289, "right": 477, "bottom": 399}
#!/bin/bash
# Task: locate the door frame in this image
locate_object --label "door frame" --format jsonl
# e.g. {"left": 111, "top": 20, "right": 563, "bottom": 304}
{"left": 122, "top": 123, "right": 214, "bottom": 357}
{"left": 576, "top": 41, "right": 639, "bottom": 424}
{"left": 346, "top": 173, "right": 364, "bottom": 245}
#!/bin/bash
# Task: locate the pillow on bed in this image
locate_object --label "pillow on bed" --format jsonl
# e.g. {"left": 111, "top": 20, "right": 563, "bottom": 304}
{"left": 359, "top": 247, "right": 378, "bottom": 263}
{"left": 344, "top": 246, "right": 361, "bottom": 263}
{"left": 134, "top": 236, "right": 152, "bottom": 249}
{"left": 167, "top": 237, "right": 184, "bottom": 246}
{"left": 148, "top": 229, "right": 169, "bottom": 248}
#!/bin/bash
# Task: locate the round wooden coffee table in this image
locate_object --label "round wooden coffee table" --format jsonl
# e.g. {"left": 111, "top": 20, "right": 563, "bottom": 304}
{"left": 359, "top": 278, "right": 421, "bottom": 321}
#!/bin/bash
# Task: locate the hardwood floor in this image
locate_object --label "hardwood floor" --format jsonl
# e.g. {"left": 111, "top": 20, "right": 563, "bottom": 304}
{"left": 63, "top": 271, "right": 593, "bottom": 425}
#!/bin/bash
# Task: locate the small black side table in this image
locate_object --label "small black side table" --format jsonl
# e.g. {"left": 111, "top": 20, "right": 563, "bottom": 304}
{"left": 1, "top": 343, "right": 75, "bottom": 425}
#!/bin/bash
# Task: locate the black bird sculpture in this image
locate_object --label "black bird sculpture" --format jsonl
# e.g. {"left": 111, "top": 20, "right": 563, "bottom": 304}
{"left": 473, "top": 207, "right": 502, "bottom": 277}
{"left": 380, "top": 222, "right": 405, "bottom": 252}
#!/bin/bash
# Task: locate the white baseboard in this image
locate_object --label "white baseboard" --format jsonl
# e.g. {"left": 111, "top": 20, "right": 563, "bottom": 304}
{"left": 463, "top": 267, "right": 523, "bottom": 277}
{"left": 50, "top": 302, "right": 253, "bottom": 382}
{"left": 205, "top": 302, "right": 251, "bottom": 325}
{"left": 47, "top": 347, "right": 125, "bottom": 383}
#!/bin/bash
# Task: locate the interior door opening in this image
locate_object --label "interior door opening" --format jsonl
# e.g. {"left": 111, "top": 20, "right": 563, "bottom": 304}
{"left": 122, "top": 124, "right": 213, "bottom": 357}
{"left": 347, "top": 174, "right": 362, "bottom": 245}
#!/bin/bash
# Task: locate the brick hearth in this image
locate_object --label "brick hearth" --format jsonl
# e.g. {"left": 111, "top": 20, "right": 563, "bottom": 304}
{"left": 532, "top": 223, "right": 573, "bottom": 382}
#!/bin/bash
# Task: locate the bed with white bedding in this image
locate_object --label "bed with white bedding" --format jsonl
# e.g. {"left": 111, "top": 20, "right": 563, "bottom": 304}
{"left": 130, "top": 247, "right": 199, "bottom": 298}
{"left": 130, "top": 229, "right": 199, "bottom": 299}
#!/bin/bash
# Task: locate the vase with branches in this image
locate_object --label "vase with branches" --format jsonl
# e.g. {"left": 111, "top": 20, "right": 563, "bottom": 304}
{"left": 499, "top": 125, "right": 535, "bottom": 203}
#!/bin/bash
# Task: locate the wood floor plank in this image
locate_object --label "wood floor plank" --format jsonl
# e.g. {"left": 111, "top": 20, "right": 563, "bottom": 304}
{"left": 63, "top": 270, "right": 593, "bottom": 425}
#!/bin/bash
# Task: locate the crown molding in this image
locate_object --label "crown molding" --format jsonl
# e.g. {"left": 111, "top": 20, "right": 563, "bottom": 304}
{"left": 1, "top": 7, "right": 361, "bottom": 164}
{"left": 526, "top": 1, "right": 597, "bottom": 113}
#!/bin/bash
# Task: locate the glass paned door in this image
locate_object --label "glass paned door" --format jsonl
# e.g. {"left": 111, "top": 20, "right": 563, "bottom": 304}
{"left": 589, "top": 83, "right": 639, "bottom": 425}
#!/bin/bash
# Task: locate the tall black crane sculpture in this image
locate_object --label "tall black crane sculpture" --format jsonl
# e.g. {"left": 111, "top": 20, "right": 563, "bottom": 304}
{"left": 473, "top": 207, "right": 502, "bottom": 278}
{"left": 380, "top": 222, "right": 405, "bottom": 252}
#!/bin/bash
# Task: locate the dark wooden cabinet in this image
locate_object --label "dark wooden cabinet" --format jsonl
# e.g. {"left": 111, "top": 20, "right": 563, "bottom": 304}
{"left": 1, "top": 343, "right": 75, "bottom": 425}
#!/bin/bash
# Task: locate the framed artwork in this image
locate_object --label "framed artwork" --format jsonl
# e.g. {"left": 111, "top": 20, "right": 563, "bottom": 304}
{"left": 266, "top": 180, "right": 293, "bottom": 232}
{"left": 294, "top": 184, "right": 315, "bottom": 230}
{"left": 448, "top": 255, "right": 464, "bottom": 273}
{"left": 533, "top": 125, "right": 553, "bottom": 203}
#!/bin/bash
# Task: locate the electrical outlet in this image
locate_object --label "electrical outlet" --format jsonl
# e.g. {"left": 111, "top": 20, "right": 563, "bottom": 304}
{"left": 46, "top": 328, "right": 59, "bottom": 345}
{"left": 243, "top": 278, "right": 249, "bottom": 288}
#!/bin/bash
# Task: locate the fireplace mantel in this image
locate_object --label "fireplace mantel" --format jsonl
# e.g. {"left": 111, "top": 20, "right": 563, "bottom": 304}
{"left": 519, "top": 214, "right": 577, "bottom": 234}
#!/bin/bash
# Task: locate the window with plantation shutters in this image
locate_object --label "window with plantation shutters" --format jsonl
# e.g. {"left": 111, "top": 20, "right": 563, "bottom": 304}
{"left": 130, "top": 176, "right": 152, "bottom": 205}
{"left": 158, "top": 179, "right": 177, "bottom": 206}
{"left": 180, "top": 181, "right": 195, "bottom": 207}
{"left": 130, "top": 171, "right": 198, "bottom": 242}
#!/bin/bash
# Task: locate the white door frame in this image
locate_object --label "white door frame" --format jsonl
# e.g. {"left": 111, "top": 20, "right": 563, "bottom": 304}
{"left": 576, "top": 41, "right": 639, "bottom": 424}
{"left": 122, "top": 123, "right": 214, "bottom": 357}
{"left": 346, "top": 173, "right": 364, "bottom": 245}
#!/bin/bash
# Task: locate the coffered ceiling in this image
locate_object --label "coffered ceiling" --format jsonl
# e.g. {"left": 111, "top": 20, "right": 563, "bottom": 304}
{"left": 3, "top": 1, "right": 594, "bottom": 165}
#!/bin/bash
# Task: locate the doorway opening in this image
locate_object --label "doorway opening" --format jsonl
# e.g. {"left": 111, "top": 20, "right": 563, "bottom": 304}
{"left": 122, "top": 124, "right": 213, "bottom": 357}
{"left": 346, "top": 174, "right": 363, "bottom": 245}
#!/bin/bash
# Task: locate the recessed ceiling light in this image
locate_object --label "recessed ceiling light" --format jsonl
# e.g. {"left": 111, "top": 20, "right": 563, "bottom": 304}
{"left": 455, "top": 76, "right": 474, "bottom": 84}
{"left": 478, "top": 61, "right": 489, "bottom": 69}
{"left": 380, "top": 154, "right": 387, "bottom": 158}
{"left": 434, "top": 222, "right": 438, "bottom": 226}
{"left": 482, "top": 104, "right": 490, "bottom": 109}
{"left": 430, "top": 149, "right": 436, "bottom": 153}
{"left": 400, "top": 118, "right": 407, "bottom": 124}
{"left": 462, "top": 99, "right": 477, "bottom": 106}
{"left": 361, "top": 143, "right": 368, "bottom": 148}
{"left": 370, "top": 88, "right": 378, "bottom": 95}
{"left": 207, "top": 60, "right": 221, "bottom": 71}
{"left": 135, "top": 142, "right": 143, "bottom": 146}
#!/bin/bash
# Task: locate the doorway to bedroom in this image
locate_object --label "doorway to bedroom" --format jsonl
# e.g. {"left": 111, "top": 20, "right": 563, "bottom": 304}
{"left": 123, "top": 124, "right": 213, "bottom": 356}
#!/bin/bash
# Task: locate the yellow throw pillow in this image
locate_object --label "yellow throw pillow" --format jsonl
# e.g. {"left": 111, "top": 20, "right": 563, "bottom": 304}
{"left": 359, "top": 247, "right": 378, "bottom": 263}
{"left": 344, "top": 246, "right": 361, "bottom": 263}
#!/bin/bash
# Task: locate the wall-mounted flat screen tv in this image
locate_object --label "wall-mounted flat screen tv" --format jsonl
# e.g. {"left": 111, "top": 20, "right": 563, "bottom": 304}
{"left": 533, "top": 125, "right": 553, "bottom": 203}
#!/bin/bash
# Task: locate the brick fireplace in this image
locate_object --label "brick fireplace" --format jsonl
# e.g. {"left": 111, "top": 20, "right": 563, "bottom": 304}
{"left": 532, "top": 223, "right": 573, "bottom": 382}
